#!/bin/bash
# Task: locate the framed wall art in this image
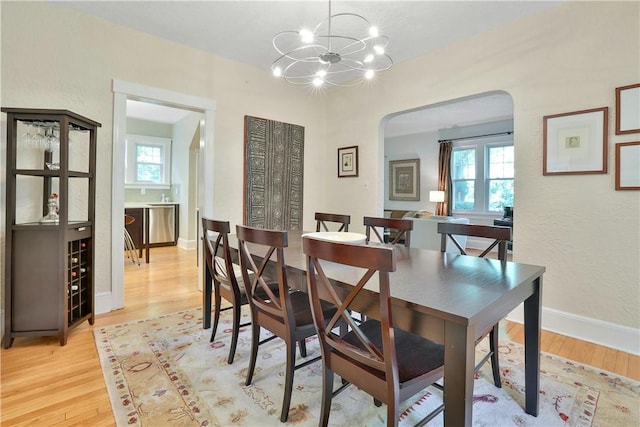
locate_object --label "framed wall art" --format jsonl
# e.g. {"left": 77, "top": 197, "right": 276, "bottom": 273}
{"left": 615, "top": 83, "right": 640, "bottom": 135}
{"left": 338, "top": 145, "right": 358, "bottom": 177}
{"left": 543, "top": 107, "right": 608, "bottom": 175}
{"left": 615, "top": 141, "right": 640, "bottom": 190}
{"left": 389, "top": 158, "right": 420, "bottom": 201}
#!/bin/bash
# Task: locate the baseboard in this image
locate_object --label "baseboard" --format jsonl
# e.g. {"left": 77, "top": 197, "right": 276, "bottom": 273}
{"left": 507, "top": 305, "right": 640, "bottom": 356}
{"left": 177, "top": 238, "right": 197, "bottom": 250}
{"left": 95, "top": 292, "right": 113, "bottom": 315}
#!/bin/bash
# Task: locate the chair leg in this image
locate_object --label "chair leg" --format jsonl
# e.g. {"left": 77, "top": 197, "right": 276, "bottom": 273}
{"left": 123, "top": 229, "right": 140, "bottom": 265}
{"left": 245, "top": 320, "right": 261, "bottom": 386}
{"left": 320, "top": 365, "right": 334, "bottom": 427}
{"left": 298, "top": 339, "right": 307, "bottom": 358}
{"left": 387, "top": 396, "right": 400, "bottom": 427}
{"left": 227, "top": 301, "right": 241, "bottom": 364}
{"left": 280, "top": 339, "right": 297, "bottom": 422}
{"left": 210, "top": 286, "right": 222, "bottom": 342}
{"left": 489, "top": 324, "right": 502, "bottom": 388}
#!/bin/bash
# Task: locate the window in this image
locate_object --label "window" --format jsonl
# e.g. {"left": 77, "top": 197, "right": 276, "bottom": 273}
{"left": 451, "top": 137, "right": 513, "bottom": 214}
{"left": 125, "top": 134, "right": 172, "bottom": 188}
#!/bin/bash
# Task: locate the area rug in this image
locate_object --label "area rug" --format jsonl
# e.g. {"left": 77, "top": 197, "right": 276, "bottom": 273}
{"left": 94, "top": 307, "right": 639, "bottom": 426}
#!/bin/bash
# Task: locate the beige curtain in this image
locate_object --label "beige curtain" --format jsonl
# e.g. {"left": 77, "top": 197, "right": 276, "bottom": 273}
{"left": 437, "top": 141, "right": 452, "bottom": 216}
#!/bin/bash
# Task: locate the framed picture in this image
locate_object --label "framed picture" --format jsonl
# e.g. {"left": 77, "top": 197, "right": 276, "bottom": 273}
{"left": 615, "top": 141, "right": 640, "bottom": 190}
{"left": 337, "top": 145, "right": 358, "bottom": 177}
{"left": 543, "top": 107, "right": 608, "bottom": 175}
{"left": 389, "top": 158, "right": 420, "bottom": 201}
{"left": 615, "top": 83, "right": 640, "bottom": 135}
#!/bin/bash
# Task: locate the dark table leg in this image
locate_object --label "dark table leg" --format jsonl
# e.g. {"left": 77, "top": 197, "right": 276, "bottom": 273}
{"left": 203, "top": 254, "right": 212, "bottom": 329}
{"left": 444, "top": 321, "right": 475, "bottom": 427}
{"left": 524, "top": 275, "right": 542, "bottom": 416}
{"left": 144, "top": 207, "right": 150, "bottom": 263}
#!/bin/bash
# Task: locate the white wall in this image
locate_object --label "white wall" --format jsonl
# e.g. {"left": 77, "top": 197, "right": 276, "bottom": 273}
{"left": 322, "top": 1, "right": 639, "bottom": 350}
{"left": 1, "top": 2, "right": 327, "bottom": 303}
{"left": 172, "top": 112, "right": 202, "bottom": 246}
{"left": 126, "top": 117, "right": 173, "bottom": 138}
{"left": 384, "top": 131, "right": 440, "bottom": 213}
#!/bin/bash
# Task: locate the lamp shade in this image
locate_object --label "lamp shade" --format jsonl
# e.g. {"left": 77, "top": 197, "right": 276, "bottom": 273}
{"left": 429, "top": 190, "right": 445, "bottom": 203}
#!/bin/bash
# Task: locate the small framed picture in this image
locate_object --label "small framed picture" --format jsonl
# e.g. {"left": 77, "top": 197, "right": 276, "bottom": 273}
{"left": 543, "top": 107, "right": 608, "bottom": 175}
{"left": 338, "top": 145, "right": 358, "bottom": 177}
{"left": 615, "top": 141, "right": 640, "bottom": 190}
{"left": 389, "top": 158, "right": 420, "bottom": 201}
{"left": 615, "top": 83, "right": 640, "bottom": 135}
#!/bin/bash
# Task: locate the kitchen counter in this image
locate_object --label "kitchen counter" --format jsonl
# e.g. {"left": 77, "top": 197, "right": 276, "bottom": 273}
{"left": 125, "top": 202, "right": 178, "bottom": 207}
{"left": 125, "top": 203, "right": 179, "bottom": 263}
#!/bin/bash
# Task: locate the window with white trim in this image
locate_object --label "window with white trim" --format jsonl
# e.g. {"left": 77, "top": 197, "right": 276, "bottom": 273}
{"left": 125, "top": 134, "right": 172, "bottom": 188}
{"left": 451, "top": 136, "right": 514, "bottom": 214}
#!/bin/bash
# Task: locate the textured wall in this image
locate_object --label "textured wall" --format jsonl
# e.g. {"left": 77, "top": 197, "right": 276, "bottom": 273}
{"left": 323, "top": 1, "right": 640, "bottom": 330}
{"left": 1, "top": 2, "right": 327, "bottom": 301}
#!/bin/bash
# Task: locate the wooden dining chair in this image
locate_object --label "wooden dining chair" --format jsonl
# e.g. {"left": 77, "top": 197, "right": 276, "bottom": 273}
{"left": 202, "top": 218, "right": 255, "bottom": 364}
{"left": 363, "top": 216, "right": 413, "bottom": 247}
{"left": 315, "top": 212, "right": 350, "bottom": 232}
{"left": 236, "top": 225, "right": 339, "bottom": 422}
{"left": 437, "top": 222, "right": 512, "bottom": 388}
{"left": 303, "top": 237, "right": 445, "bottom": 427}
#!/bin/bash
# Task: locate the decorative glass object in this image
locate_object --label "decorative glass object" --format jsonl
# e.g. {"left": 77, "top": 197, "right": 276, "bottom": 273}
{"left": 40, "top": 193, "right": 60, "bottom": 224}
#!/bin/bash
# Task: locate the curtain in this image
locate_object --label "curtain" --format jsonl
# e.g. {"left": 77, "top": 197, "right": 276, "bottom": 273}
{"left": 437, "top": 141, "right": 452, "bottom": 216}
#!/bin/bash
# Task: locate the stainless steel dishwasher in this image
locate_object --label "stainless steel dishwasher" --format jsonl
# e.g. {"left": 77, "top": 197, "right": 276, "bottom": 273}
{"left": 147, "top": 204, "right": 176, "bottom": 245}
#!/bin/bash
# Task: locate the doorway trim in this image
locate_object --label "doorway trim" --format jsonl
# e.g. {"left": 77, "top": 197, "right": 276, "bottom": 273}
{"left": 110, "top": 79, "right": 216, "bottom": 311}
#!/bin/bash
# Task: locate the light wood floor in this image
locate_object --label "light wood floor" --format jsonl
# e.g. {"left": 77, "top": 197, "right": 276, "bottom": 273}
{"left": 1, "top": 246, "right": 638, "bottom": 426}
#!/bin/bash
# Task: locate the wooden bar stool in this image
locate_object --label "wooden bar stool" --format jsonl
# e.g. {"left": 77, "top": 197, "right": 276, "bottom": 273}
{"left": 124, "top": 215, "right": 140, "bottom": 266}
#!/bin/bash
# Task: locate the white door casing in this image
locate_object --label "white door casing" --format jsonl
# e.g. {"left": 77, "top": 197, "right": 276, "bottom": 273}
{"left": 111, "top": 80, "right": 216, "bottom": 310}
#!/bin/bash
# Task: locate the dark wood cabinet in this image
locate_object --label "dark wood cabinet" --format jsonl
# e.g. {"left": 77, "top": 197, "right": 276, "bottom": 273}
{"left": 2, "top": 108, "right": 101, "bottom": 347}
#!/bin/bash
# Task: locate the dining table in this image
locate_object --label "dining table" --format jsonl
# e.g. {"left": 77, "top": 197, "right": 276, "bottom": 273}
{"left": 203, "top": 230, "right": 545, "bottom": 427}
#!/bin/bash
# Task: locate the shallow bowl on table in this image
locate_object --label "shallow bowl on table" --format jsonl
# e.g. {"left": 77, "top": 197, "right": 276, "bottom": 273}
{"left": 302, "top": 231, "right": 367, "bottom": 244}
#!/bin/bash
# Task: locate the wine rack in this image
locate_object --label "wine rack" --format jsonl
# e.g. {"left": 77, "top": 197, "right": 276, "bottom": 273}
{"left": 3, "top": 108, "right": 100, "bottom": 347}
{"left": 67, "top": 238, "right": 91, "bottom": 325}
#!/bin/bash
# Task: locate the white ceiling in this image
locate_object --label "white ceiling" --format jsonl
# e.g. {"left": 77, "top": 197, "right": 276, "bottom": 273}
{"left": 126, "top": 100, "right": 195, "bottom": 124}
{"left": 384, "top": 92, "right": 513, "bottom": 138}
{"left": 60, "top": 0, "right": 561, "bottom": 133}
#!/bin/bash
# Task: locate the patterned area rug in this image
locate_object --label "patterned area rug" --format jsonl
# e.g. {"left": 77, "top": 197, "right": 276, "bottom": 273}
{"left": 94, "top": 307, "right": 639, "bottom": 426}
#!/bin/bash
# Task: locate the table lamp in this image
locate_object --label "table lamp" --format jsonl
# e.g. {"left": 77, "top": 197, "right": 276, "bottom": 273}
{"left": 429, "top": 190, "right": 445, "bottom": 203}
{"left": 429, "top": 190, "right": 445, "bottom": 215}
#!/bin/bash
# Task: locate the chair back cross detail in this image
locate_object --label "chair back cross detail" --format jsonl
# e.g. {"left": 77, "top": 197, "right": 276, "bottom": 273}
{"left": 315, "top": 212, "right": 350, "bottom": 232}
{"left": 437, "top": 223, "right": 512, "bottom": 266}
{"left": 236, "top": 226, "right": 289, "bottom": 320}
{"left": 364, "top": 216, "right": 413, "bottom": 247}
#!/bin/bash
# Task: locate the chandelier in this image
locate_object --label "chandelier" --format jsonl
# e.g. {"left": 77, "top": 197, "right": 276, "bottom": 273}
{"left": 271, "top": 0, "right": 393, "bottom": 87}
